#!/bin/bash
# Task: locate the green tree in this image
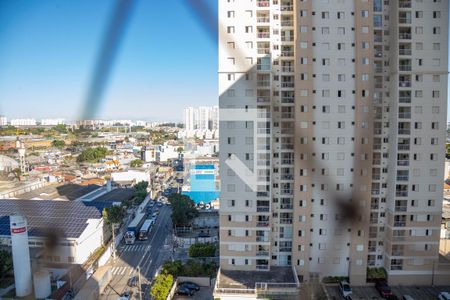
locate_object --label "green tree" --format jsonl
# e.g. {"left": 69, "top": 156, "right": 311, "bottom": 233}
{"left": 446, "top": 144, "right": 450, "bottom": 156}
{"left": 133, "top": 181, "right": 148, "bottom": 205}
{"left": 168, "top": 194, "right": 198, "bottom": 226}
{"left": 0, "top": 250, "right": 12, "bottom": 274}
{"left": 188, "top": 243, "right": 216, "bottom": 258}
{"left": 150, "top": 273, "right": 173, "bottom": 300}
{"left": 52, "top": 124, "right": 68, "bottom": 133}
{"left": 52, "top": 140, "right": 65, "bottom": 148}
{"left": 106, "top": 205, "right": 125, "bottom": 224}
{"left": 76, "top": 147, "right": 108, "bottom": 162}
{"left": 130, "top": 159, "right": 144, "bottom": 168}
{"left": 176, "top": 147, "right": 184, "bottom": 153}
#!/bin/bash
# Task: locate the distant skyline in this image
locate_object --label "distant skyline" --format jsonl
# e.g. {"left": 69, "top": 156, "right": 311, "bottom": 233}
{"left": 0, "top": 0, "right": 218, "bottom": 121}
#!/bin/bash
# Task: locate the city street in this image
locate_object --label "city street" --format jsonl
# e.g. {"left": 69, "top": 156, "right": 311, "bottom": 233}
{"left": 100, "top": 204, "right": 173, "bottom": 300}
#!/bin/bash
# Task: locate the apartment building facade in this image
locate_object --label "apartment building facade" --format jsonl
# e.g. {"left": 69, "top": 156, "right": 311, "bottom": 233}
{"left": 219, "top": 0, "right": 448, "bottom": 285}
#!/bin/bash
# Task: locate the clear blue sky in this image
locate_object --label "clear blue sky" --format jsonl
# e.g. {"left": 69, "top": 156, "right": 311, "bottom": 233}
{"left": 0, "top": 0, "right": 218, "bottom": 121}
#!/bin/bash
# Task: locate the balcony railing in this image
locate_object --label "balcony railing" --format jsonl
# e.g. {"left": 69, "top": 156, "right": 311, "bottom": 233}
{"left": 256, "top": 236, "right": 269, "bottom": 242}
{"left": 372, "top": 190, "right": 380, "bottom": 195}
{"left": 280, "top": 204, "right": 293, "bottom": 209}
{"left": 281, "top": 36, "right": 294, "bottom": 42}
{"left": 395, "top": 206, "right": 407, "bottom": 212}
{"left": 281, "top": 66, "right": 294, "bottom": 72}
{"left": 399, "top": 33, "right": 411, "bottom": 39}
{"left": 396, "top": 176, "right": 409, "bottom": 181}
{"left": 257, "top": 0, "right": 270, "bottom": 7}
{"left": 281, "top": 51, "right": 294, "bottom": 57}
{"left": 258, "top": 33, "right": 270, "bottom": 38}
{"left": 394, "top": 221, "right": 406, "bottom": 227}
{"left": 281, "top": 20, "right": 293, "bottom": 26}
{"left": 398, "top": 112, "right": 411, "bottom": 118}
{"left": 281, "top": 82, "right": 294, "bottom": 88}
{"left": 396, "top": 191, "right": 408, "bottom": 197}
{"left": 397, "top": 145, "right": 410, "bottom": 151}
{"left": 257, "top": 192, "right": 269, "bottom": 197}
{"left": 257, "top": 221, "right": 270, "bottom": 227}
{"left": 281, "top": 97, "right": 294, "bottom": 103}
{"left": 399, "top": 65, "right": 412, "bottom": 71}
{"left": 399, "top": 96, "right": 411, "bottom": 103}
{"left": 397, "top": 160, "right": 409, "bottom": 166}
{"left": 280, "top": 189, "right": 293, "bottom": 195}
{"left": 399, "top": 81, "right": 411, "bottom": 87}
{"left": 257, "top": 81, "right": 271, "bottom": 87}
{"left": 392, "top": 250, "right": 404, "bottom": 256}
{"left": 280, "top": 218, "right": 293, "bottom": 224}
{"left": 399, "top": 49, "right": 412, "bottom": 55}
{"left": 257, "top": 17, "right": 270, "bottom": 23}
{"left": 399, "top": 1, "right": 411, "bottom": 8}
{"left": 256, "top": 251, "right": 269, "bottom": 256}
{"left": 281, "top": 5, "right": 293, "bottom": 11}
{"left": 257, "top": 206, "right": 270, "bottom": 212}
{"left": 398, "top": 129, "right": 410, "bottom": 135}
{"left": 257, "top": 48, "right": 270, "bottom": 54}
{"left": 281, "top": 159, "right": 293, "bottom": 164}
{"left": 279, "top": 247, "right": 292, "bottom": 252}
{"left": 257, "top": 96, "right": 270, "bottom": 103}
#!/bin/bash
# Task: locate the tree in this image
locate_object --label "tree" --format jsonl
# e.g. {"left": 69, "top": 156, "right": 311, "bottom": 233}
{"left": 0, "top": 250, "right": 12, "bottom": 275}
{"left": 52, "top": 124, "right": 67, "bottom": 133}
{"left": 11, "top": 168, "right": 22, "bottom": 181}
{"left": 188, "top": 243, "right": 216, "bottom": 258}
{"left": 446, "top": 144, "right": 450, "bottom": 157}
{"left": 150, "top": 273, "right": 173, "bottom": 300}
{"left": 130, "top": 159, "right": 144, "bottom": 168}
{"left": 176, "top": 147, "right": 184, "bottom": 153}
{"left": 106, "top": 205, "right": 125, "bottom": 224}
{"left": 133, "top": 181, "right": 148, "bottom": 205}
{"left": 76, "top": 147, "right": 108, "bottom": 162}
{"left": 168, "top": 194, "right": 198, "bottom": 226}
{"left": 52, "top": 140, "right": 65, "bottom": 148}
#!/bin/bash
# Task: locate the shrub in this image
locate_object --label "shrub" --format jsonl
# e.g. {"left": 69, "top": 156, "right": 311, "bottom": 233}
{"left": 150, "top": 273, "right": 173, "bottom": 300}
{"left": 188, "top": 243, "right": 216, "bottom": 258}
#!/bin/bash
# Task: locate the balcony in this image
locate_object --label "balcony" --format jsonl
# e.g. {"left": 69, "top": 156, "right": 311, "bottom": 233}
{"left": 396, "top": 176, "right": 409, "bottom": 181}
{"left": 279, "top": 218, "right": 293, "bottom": 224}
{"left": 399, "top": 0, "right": 411, "bottom": 8}
{"left": 256, "top": 251, "right": 269, "bottom": 256}
{"left": 281, "top": 82, "right": 294, "bottom": 88}
{"left": 257, "top": 192, "right": 269, "bottom": 197}
{"left": 280, "top": 204, "right": 293, "bottom": 209}
{"left": 399, "top": 49, "right": 412, "bottom": 56}
{"left": 398, "top": 112, "right": 411, "bottom": 119}
{"left": 281, "top": 97, "right": 294, "bottom": 103}
{"left": 399, "top": 65, "right": 411, "bottom": 71}
{"left": 256, "top": 236, "right": 269, "bottom": 242}
{"left": 258, "top": 48, "right": 270, "bottom": 55}
{"left": 281, "top": 36, "right": 294, "bottom": 42}
{"left": 397, "top": 160, "right": 409, "bottom": 166}
{"left": 370, "top": 218, "right": 379, "bottom": 224}
{"left": 399, "top": 96, "right": 411, "bottom": 103}
{"left": 257, "top": 0, "right": 270, "bottom": 7}
{"left": 392, "top": 250, "right": 404, "bottom": 256}
{"left": 399, "top": 81, "right": 411, "bottom": 88}
{"left": 396, "top": 191, "right": 408, "bottom": 197}
{"left": 281, "top": 66, "right": 294, "bottom": 72}
{"left": 257, "top": 17, "right": 270, "bottom": 23}
{"left": 394, "top": 221, "right": 406, "bottom": 227}
{"left": 281, "top": 5, "right": 293, "bottom": 11}
{"left": 279, "top": 247, "right": 292, "bottom": 252}
{"left": 257, "top": 96, "right": 270, "bottom": 103}
{"left": 257, "top": 80, "right": 271, "bottom": 87}
{"left": 399, "top": 17, "right": 412, "bottom": 24}
{"left": 399, "top": 33, "right": 411, "bottom": 40}
{"left": 258, "top": 32, "right": 270, "bottom": 39}
{"left": 257, "top": 206, "right": 270, "bottom": 212}
{"left": 281, "top": 51, "right": 294, "bottom": 57}
{"left": 395, "top": 205, "right": 407, "bottom": 212}
{"left": 397, "top": 145, "right": 410, "bottom": 151}
{"left": 281, "top": 144, "right": 294, "bottom": 150}
{"left": 372, "top": 190, "right": 380, "bottom": 196}
{"left": 256, "top": 265, "right": 269, "bottom": 270}
{"left": 281, "top": 113, "right": 294, "bottom": 119}
{"left": 398, "top": 129, "right": 410, "bottom": 135}
{"left": 281, "top": 20, "right": 293, "bottom": 26}
{"left": 281, "top": 159, "right": 293, "bottom": 164}
{"left": 374, "top": 51, "right": 383, "bottom": 58}
{"left": 371, "top": 204, "right": 379, "bottom": 210}
{"left": 257, "top": 221, "right": 270, "bottom": 227}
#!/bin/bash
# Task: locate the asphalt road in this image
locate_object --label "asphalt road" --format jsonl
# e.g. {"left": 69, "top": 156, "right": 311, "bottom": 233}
{"left": 100, "top": 204, "right": 173, "bottom": 300}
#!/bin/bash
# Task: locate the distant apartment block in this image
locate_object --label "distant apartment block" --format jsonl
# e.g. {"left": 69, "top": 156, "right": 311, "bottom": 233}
{"left": 0, "top": 116, "right": 7, "bottom": 126}
{"left": 40, "top": 118, "right": 66, "bottom": 126}
{"left": 184, "top": 106, "right": 219, "bottom": 131}
{"left": 219, "top": 0, "right": 448, "bottom": 286}
{"left": 10, "top": 118, "right": 37, "bottom": 127}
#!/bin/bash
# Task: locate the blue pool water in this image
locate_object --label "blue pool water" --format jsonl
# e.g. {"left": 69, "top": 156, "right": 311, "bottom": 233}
{"left": 182, "top": 164, "right": 220, "bottom": 203}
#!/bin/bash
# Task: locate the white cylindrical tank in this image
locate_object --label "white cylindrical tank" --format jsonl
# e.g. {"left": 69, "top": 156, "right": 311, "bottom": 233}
{"left": 10, "top": 214, "right": 33, "bottom": 297}
{"left": 33, "top": 270, "right": 51, "bottom": 299}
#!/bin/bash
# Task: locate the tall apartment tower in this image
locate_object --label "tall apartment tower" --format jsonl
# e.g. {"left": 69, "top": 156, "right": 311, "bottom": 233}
{"left": 219, "top": 0, "right": 448, "bottom": 285}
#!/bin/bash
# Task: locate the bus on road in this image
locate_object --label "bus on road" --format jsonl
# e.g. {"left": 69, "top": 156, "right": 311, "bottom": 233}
{"left": 138, "top": 219, "right": 153, "bottom": 240}
{"left": 125, "top": 211, "right": 146, "bottom": 244}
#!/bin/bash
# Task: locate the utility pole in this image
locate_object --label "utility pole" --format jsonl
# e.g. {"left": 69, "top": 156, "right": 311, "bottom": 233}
{"left": 137, "top": 266, "right": 142, "bottom": 300}
{"left": 112, "top": 223, "right": 116, "bottom": 260}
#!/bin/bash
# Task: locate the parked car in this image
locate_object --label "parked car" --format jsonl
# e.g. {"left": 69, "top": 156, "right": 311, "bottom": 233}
{"left": 180, "top": 281, "right": 200, "bottom": 291}
{"left": 438, "top": 292, "right": 450, "bottom": 300}
{"left": 375, "top": 281, "right": 393, "bottom": 298}
{"left": 339, "top": 281, "right": 352, "bottom": 297}
{"left": 176, "top": 286, "right": 194, "bottom": 296}
{"left": 127, "top": 276, "right": 137, "bottom": 287}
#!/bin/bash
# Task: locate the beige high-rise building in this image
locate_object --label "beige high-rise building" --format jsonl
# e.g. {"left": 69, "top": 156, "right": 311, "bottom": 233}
{"left": 218, "top": 0, "right": 448, "bottom": 287}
